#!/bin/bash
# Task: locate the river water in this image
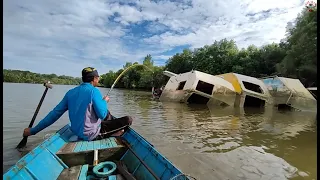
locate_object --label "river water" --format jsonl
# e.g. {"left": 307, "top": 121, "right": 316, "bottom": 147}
{"left": 3, "top": 83, "right": 317, "bottom": 180}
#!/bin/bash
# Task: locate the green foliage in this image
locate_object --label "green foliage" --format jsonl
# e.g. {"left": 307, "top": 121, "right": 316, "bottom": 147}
{"left": 143, "top": 54, "right": 154, "bottom": 68}
{"left": 99, "top": 58, "right": 168, "bottom": 90}
{"left": 3, "top": 69, "right": 82, "bottom": 85}
{"left": 277, "top": 8, "right": 317, "bottom": 87}
{"left": 165, "top": 49, "right": 193, "bottom": 74}
{"left": 163, "top": 40, "right": 286, "bottom": 78}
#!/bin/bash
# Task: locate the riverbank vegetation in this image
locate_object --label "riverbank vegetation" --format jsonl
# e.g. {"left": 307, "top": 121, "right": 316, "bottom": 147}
{"left": 3, "top": 8, "right": 316, "bottom": 88}
{"left": 3, "top": 69, "right": 82, "bottom": 85}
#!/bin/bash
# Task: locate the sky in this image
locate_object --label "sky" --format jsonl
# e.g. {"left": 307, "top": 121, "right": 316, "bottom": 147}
{"left": 3, "top": 0, "right": 307, "bottom": 77}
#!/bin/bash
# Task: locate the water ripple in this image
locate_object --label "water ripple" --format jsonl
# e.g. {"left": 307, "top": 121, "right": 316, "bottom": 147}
{"left": 3, "top": 84, "right": 317, "bottom": 179}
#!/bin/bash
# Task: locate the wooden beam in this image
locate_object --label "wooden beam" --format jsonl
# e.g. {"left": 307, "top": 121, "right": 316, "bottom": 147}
{"left": 57, "top": 142, "right": 77, "bottom": 154}
{"left": 57, "top": 165, "right": 82, "bottom": 180}
{"left": 56, "top": 147, "right": 127, "bottom": 167}
{"left": 116, "top": 161, "right": 136, "bottom": 180}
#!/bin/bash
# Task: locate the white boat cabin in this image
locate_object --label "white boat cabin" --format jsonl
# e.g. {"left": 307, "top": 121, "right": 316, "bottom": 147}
{"left": 160, "top": 70, "right": 237, "bottom": 106}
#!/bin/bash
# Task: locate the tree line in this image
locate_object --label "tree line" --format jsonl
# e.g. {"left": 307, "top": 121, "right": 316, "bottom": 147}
{"left": 3, "top": 69, "right": 82, "bottom": 85}
{"left": 3, "top": 8, "right": 317, "bottom": 88}
{"left": 99, "top": 54, "right": 168, "bottom": 89}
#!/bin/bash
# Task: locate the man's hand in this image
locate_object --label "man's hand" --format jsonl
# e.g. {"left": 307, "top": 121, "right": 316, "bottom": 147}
{"left": 103, "top": 95, "right": 110, "bottom": 103}
{"left": 23, "top": 128, "right": 31, "bottom": 137}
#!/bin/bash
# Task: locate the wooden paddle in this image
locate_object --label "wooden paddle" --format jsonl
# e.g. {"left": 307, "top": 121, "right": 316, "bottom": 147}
{"left": 16, "top": 81, "right": 53, "bottom": 149}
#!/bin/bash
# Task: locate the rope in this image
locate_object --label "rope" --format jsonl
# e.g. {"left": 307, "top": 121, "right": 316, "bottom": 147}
{"left": 170, "top": 173, "right": 197, "bottom": 180}
{"left": 106, "top": 64, "right": 154, "bottom": 96}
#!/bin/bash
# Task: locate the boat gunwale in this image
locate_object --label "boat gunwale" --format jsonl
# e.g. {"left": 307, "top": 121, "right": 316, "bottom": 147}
{"left": 121, "top": 127, "right": 185, "bottom": 179}
{"left": 3, "top": 124, "right": 70, "bottom": 178}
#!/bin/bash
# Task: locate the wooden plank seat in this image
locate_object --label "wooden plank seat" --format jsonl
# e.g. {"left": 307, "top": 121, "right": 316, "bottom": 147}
{"left": 56, "top": 127, "right": 127, "bottom": 167}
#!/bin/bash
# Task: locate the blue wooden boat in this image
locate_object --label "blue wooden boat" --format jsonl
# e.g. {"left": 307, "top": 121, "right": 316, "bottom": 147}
{"left": 3, "top": 124, "right": 192, "bottom": 180}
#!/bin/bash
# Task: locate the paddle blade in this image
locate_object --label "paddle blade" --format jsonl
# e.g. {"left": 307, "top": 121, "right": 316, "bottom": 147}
{"left": 16, "top": 136, "right": 28, "bottom": 149}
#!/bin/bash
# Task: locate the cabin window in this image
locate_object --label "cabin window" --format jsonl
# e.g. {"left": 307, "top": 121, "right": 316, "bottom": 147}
{"left": 196, "top": 80, "right": 214, "bottom": 95}
{"left": 277, "top": 104, "right": 293, "bottom": 111}
{"left": 309, "top": 90, "right": 317, "bottom": 99}
{"left": 187, "top": 93, "right": 210, "bottom": 104}
{"left": 244, "top": 107, "right": 265, "bottom": 115}
{"left": 244, "top": 95, "right": 265, "bottom": 107}
{"left": 177, "top": 81, "right": 186, "bottom": 90}
{"left": 243, "top": 81, "right": 263, "bottom": 94}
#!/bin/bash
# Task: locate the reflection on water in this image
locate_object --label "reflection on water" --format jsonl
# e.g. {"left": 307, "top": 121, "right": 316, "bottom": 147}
{"left": 118, "top": 90, "right": 317, "bottom": 180}
{"left": 3, "top": 83, "right": 317, "bottom": 180}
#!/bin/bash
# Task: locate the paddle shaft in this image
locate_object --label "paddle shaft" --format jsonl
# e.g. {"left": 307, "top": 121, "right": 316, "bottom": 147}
{"left": 16, "top": 82, "right": 52, "bottom": 149}
{"left": 28, "top": 87, "right": 49, "bottom": 128}
{"left": 106, "top": 64, "right": 154, "bottom": 96}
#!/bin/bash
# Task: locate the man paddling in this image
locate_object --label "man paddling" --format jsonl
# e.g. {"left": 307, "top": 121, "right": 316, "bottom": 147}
{"left": 22, "top": 67, "right": 133, "bottom": 141}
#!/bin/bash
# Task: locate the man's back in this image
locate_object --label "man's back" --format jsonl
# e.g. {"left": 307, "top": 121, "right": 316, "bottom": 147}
{"left": 66, "top": 83, "right": 108, "bottom": 140}
{"left": 23, "top": 67, "right": 132, "bottom": 142}
{"left": 29, "top": 82, "right": 108, "bottom": 141}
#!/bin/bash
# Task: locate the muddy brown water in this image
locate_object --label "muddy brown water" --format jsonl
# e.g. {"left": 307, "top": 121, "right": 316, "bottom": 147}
{"left": 3, "top": 83, "right": 317, "bottom": 179}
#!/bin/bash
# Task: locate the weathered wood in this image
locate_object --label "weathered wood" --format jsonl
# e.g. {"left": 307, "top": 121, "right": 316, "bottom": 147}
{"left": 116, "top": 174, "right": 127, "bottom": 180}
{"left": 57, "top": 142, "right": 77, "bottom": 154}
{"left": 57, "top": 165, "right": 82, "bottom": 180}
{"left": 56, "top": 147, "right": 127, "bottom": 167}
{"left": 116, "top": 161, "right": 136, "bottom": 180}
{"left": 114, "top": 138, "right": 124, "bottom": 146}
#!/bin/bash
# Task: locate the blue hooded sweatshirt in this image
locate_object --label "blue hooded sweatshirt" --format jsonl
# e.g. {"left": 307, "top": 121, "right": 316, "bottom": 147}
{"left": 30, "top": 83, "right": 108, "bottom": 141}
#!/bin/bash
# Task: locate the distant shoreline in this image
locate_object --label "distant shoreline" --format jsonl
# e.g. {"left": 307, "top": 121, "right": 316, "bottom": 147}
{"left": 3, "top": 81, "right": 79, "bottom": 86}
{"left": 3, "top": 82, "right": 153, "bottom": 92}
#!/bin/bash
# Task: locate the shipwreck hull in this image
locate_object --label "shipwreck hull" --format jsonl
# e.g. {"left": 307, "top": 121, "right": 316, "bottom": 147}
{"left": 307, "top": 87, "right": 317, "bottom": 99}
{"left": 160, "top": 70, "right": 237, "bottom": 106}
{"left": 160, "top": 70, "right": 315, "bottom": 112}
{"left": 217, "top": 73, "right": 273, "bottom": 108}
{"left": 262, "top": 76, "right": 317, "bottom": 112}
{"left": 160, "top": 89, "right": 190, "bottom": 103}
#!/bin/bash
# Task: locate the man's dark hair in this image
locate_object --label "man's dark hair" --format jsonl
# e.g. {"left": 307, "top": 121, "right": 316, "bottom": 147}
{"left": 82, "top": 76, "right": 95, "bottom": 83}
{"left": 81, "top": 67, "right": 99, "bottom": 83}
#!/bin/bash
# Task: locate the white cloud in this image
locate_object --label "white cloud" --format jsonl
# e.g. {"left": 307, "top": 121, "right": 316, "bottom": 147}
{"left": 146, "top": 22, "right": 169, "bottom": 34}
{"left": 3, "top": 0, "right": 305, "bottom": 77}
{"left": 153, "top": 55, "right": 172, "bottom": 59}
{"left": 143, "top": 0, "right": 305, "bottom": 49}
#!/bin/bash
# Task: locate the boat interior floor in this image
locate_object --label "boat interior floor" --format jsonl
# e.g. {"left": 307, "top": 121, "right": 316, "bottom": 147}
{"left": 55, "top": 126, "right": 134, "bottom": 180}
{"left": 7, "top": 125, "right": 185, "bottom": 180}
